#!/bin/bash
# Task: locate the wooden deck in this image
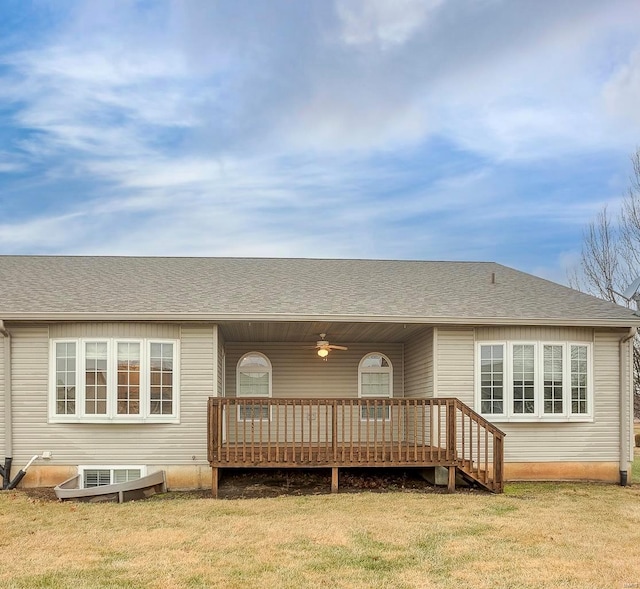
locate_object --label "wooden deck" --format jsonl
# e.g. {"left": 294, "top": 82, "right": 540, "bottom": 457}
{"left": 208, "top": 397, "right": 505, "bottom": 495}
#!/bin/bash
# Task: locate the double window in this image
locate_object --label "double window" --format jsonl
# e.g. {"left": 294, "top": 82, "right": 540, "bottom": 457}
{"left": 50, "top": 339, "right": 179, "bottom": 423}
{"left": 476, "top": 341, "right": 592, "bottom": 421}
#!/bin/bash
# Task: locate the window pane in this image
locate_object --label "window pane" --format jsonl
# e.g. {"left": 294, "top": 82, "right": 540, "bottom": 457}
{"left": 85, "top": 342, "right": 108, "bottom": 415}
{"left": 513, "top": 344, "right": 535, "bottom": 414}
{"left": 238, "top": 372, "right": 269, "bottom": 397}
{"left": 113, "top": 469, "right": 141, "bottom": 484}
{"left": 570, "top": 345, "right": 588, "bottom": 414}
{"left": 361, "top": 354, "right": 390, "bottom": 369}
{"left": 479, "top": 345, "right": 504, "bottom": 414}
{"left": 238, "top": 404, "right": 270, "bottom": 420}
{"left": 149, "top": 342, "right": 173, "bottom": 415}
{"left": 361, "top": 372, "right": 391, "bottom": 397}
{"left": 117, "top": 342, "right": 141, "bottom": 415}
{"left": 55, "top": 342, "right": 77, "bottom": 415}
{"left": 360, "top": 402, "right": 391, "bottom": 420}
{"left": 84, "top": 469, "right": 111, "bottom": 488}
{"left": 239, "top": 354, "right": 269, "bottom": 370}
{"left": 543, "top": 345, "right": 563, "bottom": 414}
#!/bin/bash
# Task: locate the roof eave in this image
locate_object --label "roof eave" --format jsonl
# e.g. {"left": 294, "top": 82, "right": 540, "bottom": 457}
{"left": 2, "top": 312, "right": 639, "bottom": 328}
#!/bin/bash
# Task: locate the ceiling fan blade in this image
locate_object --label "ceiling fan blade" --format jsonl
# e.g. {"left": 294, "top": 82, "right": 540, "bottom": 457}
{"left": 328, "top": 345, "right": 348, "bottom": 350}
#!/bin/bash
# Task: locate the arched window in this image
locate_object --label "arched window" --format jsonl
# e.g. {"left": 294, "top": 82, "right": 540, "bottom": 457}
{"left": 236, "top": 352, "right": 271, "bottom": 420}
{"left": 237, "top": 352, "right": 272, "bottom": 397}
{"left": 358, "top": 353, "right": 392, "bottom": 420}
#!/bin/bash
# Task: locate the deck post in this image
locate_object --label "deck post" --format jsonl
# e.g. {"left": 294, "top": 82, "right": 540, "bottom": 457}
{"left": 446, "top": 400, "right": 456, "bottom": 461}
{"left": 331, "top": 467, "right": 339, "bottom": 493}
{"left": 211, "top": 467, "right": 219, "bottom": 499}
{"left": 447, "top": 466, "right": 456, "bottom": 493}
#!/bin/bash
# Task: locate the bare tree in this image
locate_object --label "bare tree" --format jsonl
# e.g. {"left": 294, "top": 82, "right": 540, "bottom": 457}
{"left": 569, "top": 148, "right": 640, "bottom": 418}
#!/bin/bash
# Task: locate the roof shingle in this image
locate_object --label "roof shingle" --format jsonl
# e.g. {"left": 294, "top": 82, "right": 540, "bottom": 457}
{"left": 0, "top": 256, "right": 637, "bottom": 325}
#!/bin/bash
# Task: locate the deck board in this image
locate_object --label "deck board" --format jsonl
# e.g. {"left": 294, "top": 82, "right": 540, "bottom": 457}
{"left": 211, "top": 443, "right": 450, "bottom": 467}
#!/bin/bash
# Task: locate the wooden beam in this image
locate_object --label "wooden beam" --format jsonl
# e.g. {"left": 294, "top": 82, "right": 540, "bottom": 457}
{"left": 211, "top": 467, "right": 219, "bottom": 499}
{"left": 447, "top": 466, "right": 456, "bottom": 493}
{"left": 331, "top": 467, "right": 339, "bottom": 493}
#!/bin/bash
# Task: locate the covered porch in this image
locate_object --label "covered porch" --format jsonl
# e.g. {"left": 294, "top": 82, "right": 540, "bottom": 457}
{"left": 210, "top": 321, "right": 505, "bottom": 496}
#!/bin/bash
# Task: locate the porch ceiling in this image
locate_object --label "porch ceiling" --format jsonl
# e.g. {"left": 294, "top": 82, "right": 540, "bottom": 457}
{"left": 217, "top": 321, "right": 429, "bottom": 344}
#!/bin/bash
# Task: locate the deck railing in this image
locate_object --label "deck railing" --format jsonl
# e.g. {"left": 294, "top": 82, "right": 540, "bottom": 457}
{"left": 207, "top": 397, "right": 504, "bottom": 492}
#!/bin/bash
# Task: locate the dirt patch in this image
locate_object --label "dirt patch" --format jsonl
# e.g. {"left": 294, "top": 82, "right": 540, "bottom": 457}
{"left": 215, "top": 468, "right": 440, "bottom": 499}
{"left": 17, "top": 468, "right": 483, "bottom": 502}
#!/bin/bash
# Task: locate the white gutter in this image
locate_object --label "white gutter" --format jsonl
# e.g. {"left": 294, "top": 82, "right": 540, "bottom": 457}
{"left": 1, "top": 312, "right": 639, "bottom": 328}
{"left": 619, "top": 326, "right": 636, "bottom": 486}
{"left": 0, "top": 320, "right": 12, "bottom": 487}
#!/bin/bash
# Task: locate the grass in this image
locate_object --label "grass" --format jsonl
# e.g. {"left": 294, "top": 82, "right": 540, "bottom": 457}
{"left": 2, "top": 463, "right": 640, "bottom": 589}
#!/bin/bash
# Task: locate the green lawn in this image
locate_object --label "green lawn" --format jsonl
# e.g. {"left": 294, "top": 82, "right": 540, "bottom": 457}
{"left": 2, "top": 468, "right": 640, "bottom": 589}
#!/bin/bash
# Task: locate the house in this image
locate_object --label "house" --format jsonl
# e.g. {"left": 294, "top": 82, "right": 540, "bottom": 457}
{"left": 0, "top": 256, "right": 638, "bottom": 495}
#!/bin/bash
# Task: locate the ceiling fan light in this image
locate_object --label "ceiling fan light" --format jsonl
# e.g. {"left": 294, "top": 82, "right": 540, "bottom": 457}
{"left": 317, "top": 348, "right": 329, "bottom": 358}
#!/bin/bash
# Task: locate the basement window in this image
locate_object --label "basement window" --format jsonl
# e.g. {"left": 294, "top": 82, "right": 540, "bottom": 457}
{"left": 79, "top": 466, "right": 145, "bottom": 488}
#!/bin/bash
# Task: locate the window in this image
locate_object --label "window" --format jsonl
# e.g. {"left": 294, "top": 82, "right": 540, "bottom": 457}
{"left": 55, "top": 342, "right": 76, "bottom": 415}
{"left": 512, "top": 344, "right": 535, "bottom": 414}
{"left": 543, "top": 345, "right": 564, "bottom": 414}
{"left": 79, "top": 465, "right": 145, "bottom": 488}
{"left": 358, "top": 353, "right": 392, "bottom": 420}
{"left": 476, "top": 342, "right": 592, "bottom": 421}
{"left": 571, "top": 345, "right": 589, "bottom": 414}
{"left": 480, "top": 345, "right": 504, "bottom": 415}
{"left": 236, "top": 352, "right": 271, "bottom": 420}
{"left": 50, "top": 339, "right": 179, "bottom": 423}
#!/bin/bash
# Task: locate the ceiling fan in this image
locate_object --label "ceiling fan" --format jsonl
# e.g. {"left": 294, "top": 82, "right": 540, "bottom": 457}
{"left": 307, "top": 334, "right": 348, "bottom": 359}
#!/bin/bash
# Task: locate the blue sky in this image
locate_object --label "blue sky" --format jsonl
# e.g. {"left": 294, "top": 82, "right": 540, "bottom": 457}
{"left": 1, "top": 0, "right": 639, "bottom": 283}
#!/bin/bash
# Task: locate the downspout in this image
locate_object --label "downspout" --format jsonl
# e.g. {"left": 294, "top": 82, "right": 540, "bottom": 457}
{"left": 0, "top": 320, "right": 12, "bottom": 489}
{"left": 619, "top": 326, "right": 636, "bottom": 486}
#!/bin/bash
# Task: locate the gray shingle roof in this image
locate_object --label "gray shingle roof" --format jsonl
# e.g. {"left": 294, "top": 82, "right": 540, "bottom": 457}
{"left": 0, "top": 256, "right": 638, "bottom": 326}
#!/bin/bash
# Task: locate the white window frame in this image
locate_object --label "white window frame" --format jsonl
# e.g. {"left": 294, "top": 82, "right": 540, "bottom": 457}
{"left": 49, "top": 338, "right": 180, "bottom": 424}
{"left": 236, "top": 352, "right": 272, "bottom": 422}
{"left": 358, "top": 352, "right": 393, "bottom": 421}
{"left": 78, "top": 465, "right": 147, "bottom": 489}
{"left": 475, "top": 341, "right": 594, "bottom": 422}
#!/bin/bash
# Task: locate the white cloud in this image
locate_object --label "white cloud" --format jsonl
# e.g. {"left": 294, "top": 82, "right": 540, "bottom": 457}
{"left": 603, "top": 49, "right": 640, "bottom": 128}
{"left": 335, "top": 0, "right": 442, "bottom": 48}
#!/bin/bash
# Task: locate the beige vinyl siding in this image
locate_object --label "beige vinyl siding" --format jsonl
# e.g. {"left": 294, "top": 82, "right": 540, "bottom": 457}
{"left": 11, "top": 325, "right": 50, "bottom": 464}
{"left": 224, "top": 342, "right": 403, "bottom": 445}
{"left": 435, "top": 325, "right": 625, "bottom": 463}
{"left": 0, "top": 335, "right": 4, "bottom": 457}
{"left": 435, "top": 327, "right": 475, "bottom": 403}
{"left": 404, "top": 327, "right": 433, "bottom": 398}
{"left": 217, "top": 328, "right": 225, "bottom": 397}
{"left": 10, "top": 323, "right": 215, "bottom": 466}
{"left": 476, "top": 326, "right": 593, "bottom": 341}
{"left": 225, "top": 343, "right": 403, "bottom": 398}
{"left": 50, "top": 323, "right": 180, "bottom": 339}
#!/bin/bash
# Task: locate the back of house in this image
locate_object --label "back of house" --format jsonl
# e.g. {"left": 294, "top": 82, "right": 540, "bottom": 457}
{"left": 0, "top": 256, "right": 637, "bottom": 492}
